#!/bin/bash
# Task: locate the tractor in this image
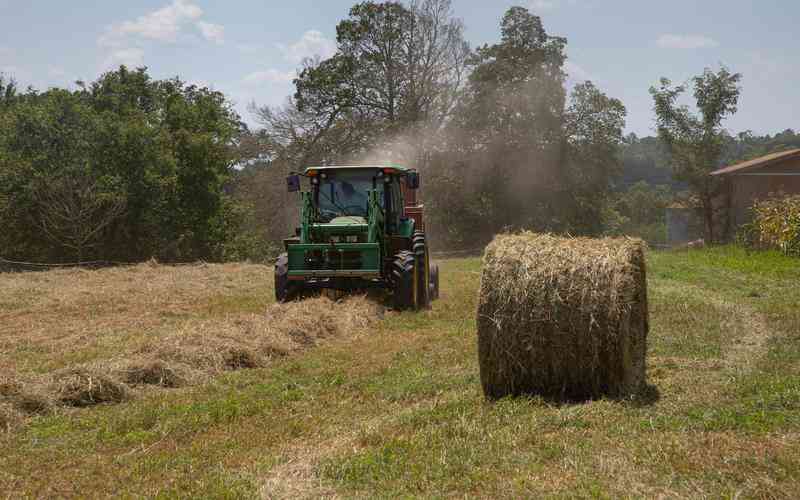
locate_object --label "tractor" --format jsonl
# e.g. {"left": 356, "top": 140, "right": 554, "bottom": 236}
{"left": 275, "top": 165, "right": 439, "bottom": 310}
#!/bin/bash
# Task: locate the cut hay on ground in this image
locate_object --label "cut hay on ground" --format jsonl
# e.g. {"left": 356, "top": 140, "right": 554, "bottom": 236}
{"left": 0, "top": 291, "right": 383, "bottom": 428}
{"left": 477, "top": 233, "right": 649, "bottom": 400}
{"left": 0, "top": 402, "right": 23, "bottom": 433}
{"left": 118, "top": 361, "right": 186, "bottom": 388}
{"left": 136, "top": 295, "right": 381, "bottom": 380}
{"left": 53, "top": 369, "right": 129, "bottom": 407}
{"left": 0, "top": 374, "right": 53, "bottom": 415}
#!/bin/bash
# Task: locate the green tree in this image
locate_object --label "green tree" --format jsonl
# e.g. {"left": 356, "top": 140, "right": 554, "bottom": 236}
{"left": 291, "top": 0, "right": 469, "bottom": 162}
{"left": 0, "top": 66, "right": 243, "bottom": 263}
{"left": 650, "top": 66, "right": 741, "bottom": 242}
{"left": 445, "top": 6, "right": 567, "bottom": 235}
{"left": 561, "top": 81, "right": 627, "bottom": 233}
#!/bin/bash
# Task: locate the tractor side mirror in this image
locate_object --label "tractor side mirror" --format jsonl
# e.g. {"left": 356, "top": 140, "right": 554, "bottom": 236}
{"left": 407, "top": 171, "right": 420, "bottom": 190}
{"left": 286, "top": 174, "right": 300, "bottom": 192}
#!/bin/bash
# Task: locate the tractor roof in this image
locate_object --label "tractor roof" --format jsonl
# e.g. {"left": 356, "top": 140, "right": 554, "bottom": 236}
{"left": 304, "top": 165, "right": 413, "bottom": 175}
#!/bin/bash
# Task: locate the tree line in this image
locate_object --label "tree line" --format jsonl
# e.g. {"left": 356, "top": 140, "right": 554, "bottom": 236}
{"left": 1, "top": 2, "right": 791, "bottom": 263}
{"left": 0, "top": 68, "right": 247, "bottom": 263}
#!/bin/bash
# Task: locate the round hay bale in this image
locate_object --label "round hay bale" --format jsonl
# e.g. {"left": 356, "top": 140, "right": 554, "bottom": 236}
{"left": 53, "top": 369, "right": 129, "bottom": 407}
{"left": 477, "top": 233, "right": 648, "bottom": 400}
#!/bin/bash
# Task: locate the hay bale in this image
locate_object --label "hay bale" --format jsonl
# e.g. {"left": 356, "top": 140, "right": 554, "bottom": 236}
{"left": 53, "top": 369, "right": 129, "bottom": 407}
{"left": 477, "top": 233, "right": 648, "bottom": 400}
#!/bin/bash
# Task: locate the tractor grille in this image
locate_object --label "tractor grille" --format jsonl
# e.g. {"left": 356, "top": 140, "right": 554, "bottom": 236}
{"left": 304, "top": 249, "right": 363, "bottom": 270}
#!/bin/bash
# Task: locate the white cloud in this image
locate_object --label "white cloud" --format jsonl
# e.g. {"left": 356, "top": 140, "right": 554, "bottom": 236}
{"left": 104, "top": 48, "right": 145, "bottom": 69}
{"left": 98, "top": 1, "right": 225, "bottom": 71}
{"left": 0, "top": 46, "right": 12, "bottom": 58}
{"left": 278, "top": 30, "right": 336, "bottom": 64}
{"left": 242, "top": 69, "right": 296, "bottom": 85}
{"left": 114, "top": 0, "right": 202, "bottom": 43}
{"left": 99, "top": 0, "right": 224, "bottom": 52}
{"left": 197, "top": 21, "right": 224, "bottom": 44}
{"left": 656, "top": 34, "right": 719, "bottom": 50}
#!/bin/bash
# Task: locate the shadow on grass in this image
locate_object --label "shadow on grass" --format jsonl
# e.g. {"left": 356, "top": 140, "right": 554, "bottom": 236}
{"left": 482, "top": 381, "right": 662, "bottom": 408}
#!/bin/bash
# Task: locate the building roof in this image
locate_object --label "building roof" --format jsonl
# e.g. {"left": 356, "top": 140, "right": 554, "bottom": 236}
{"left": 710, "top": 148, "right": 800, "bottom": 176}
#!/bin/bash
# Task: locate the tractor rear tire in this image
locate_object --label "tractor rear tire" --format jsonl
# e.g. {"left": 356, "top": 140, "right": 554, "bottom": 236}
{"left": 412, "top": 231, "right": 430, "bottom": 308}
{"left": 391, "top": 250, "right": 418, "bottom": 311}
{"left": 274, "top": 253, "right": 300, "bottom": 302}
{"left": 429, "top": 262, "right": 439, "bottom": 301}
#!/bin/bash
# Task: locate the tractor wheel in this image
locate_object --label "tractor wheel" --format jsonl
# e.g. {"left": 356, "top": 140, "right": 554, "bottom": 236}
{"left": 391, "top": 250, "right": 418, "bottom": 311}
{"left": 429, "top": 262, "right": 439, "bottom": 301}
{"left": 412, "top": 231, "right": 430, "bottom": 308}
{"left": 274, "top": 253, "right": 300, "bottom": 302}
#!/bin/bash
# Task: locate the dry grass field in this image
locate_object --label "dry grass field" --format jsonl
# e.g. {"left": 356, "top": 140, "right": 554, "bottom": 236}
{"left": 1, "top": 247, "right": 799, "bottom": 498}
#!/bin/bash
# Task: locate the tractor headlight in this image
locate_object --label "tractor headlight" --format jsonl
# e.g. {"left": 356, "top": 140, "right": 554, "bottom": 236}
{"left": 346, "top": 235, "right": 359, "bottom": 243}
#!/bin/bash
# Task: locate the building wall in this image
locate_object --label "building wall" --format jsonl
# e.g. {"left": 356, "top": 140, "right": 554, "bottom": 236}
{"left": 727, "top": 156, "right": 800, "bottom": 231}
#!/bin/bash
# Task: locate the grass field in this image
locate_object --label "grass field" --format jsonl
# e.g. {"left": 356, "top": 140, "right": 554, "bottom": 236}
{"left": 1, "top": 247, "right": 799, "bottom": 498}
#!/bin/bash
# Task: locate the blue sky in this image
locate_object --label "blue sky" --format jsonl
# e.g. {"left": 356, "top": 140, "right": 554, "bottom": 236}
{"left": 0, "top": 0, "right": 797, "bottom": 136}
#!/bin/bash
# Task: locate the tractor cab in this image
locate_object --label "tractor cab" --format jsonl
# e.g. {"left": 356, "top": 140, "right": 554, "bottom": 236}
{"left": 275, "top": 165, "right": 437, "bottom": 310}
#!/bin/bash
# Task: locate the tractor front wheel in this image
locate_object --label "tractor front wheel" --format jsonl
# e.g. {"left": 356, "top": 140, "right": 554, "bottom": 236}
{"left": 274, "top": 253, "right": 300, "bottom": 302}
{"left": 391, "top": 250, "right": 418, "bottom": 310}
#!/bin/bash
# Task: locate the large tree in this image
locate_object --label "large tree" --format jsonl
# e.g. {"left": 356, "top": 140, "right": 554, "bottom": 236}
{"left": 0, "top": 66, "right": 244, "bottom": 263}
{"left": 650, "top": 66, "right": 741, "bottom": 242}
{"left": 287, "top": 0, "right": 469, "bottom": 163}
{"left": 561, "top": 81, "right": 627, "bottom": 233}
{"left": 442, "top": 6, "right": 568, "bottom": 235}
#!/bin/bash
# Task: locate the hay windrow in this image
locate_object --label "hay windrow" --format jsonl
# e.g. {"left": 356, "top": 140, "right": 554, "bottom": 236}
{"left": 0, "top": 291, "right": 383, "bottom": 429}
{"left": 53, "top": 369, "right": 129, "bottom": 407}
{"left": 0, "top": 374, "right": 54, "bottom": 415}
{"left": 118, "top": 361, "right": 186, "bottom": 388}
{"left": 477, "top": 232, "right": 649, "bottom": 400}
{"left": 138, "top": 295, "right": 381, "bottom": 376}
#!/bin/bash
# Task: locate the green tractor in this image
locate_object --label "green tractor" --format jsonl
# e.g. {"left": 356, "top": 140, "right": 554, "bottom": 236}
{"left": 275, "top": 165, "right": 439, "bottom": 310}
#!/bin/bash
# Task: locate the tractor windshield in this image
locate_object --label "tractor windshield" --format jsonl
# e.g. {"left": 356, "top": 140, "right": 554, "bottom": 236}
{"left": 315, "top": 170, "right": 382, "bottom": 220}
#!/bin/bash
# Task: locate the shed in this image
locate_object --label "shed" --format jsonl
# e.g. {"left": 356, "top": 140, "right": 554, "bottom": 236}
{"left": 710, "top": 149, "right": 800, "bottom": 238}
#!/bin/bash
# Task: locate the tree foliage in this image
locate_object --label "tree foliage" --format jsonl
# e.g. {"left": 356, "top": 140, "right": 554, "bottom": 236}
{"left": 0, "top": 66, "right": 244, "bottom": 263}
{"left": 650, "top": 67, "right": 741, "bottom": 242}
